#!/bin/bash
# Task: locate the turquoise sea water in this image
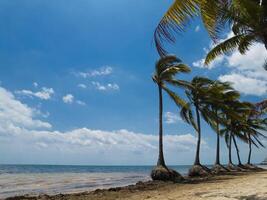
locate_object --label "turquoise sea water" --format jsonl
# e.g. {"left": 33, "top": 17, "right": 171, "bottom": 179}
{"left": 0, "top": 164, "right": 192, "bottom": 198}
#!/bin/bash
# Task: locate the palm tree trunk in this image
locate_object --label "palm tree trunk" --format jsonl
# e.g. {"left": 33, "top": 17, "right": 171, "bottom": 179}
{"left": 194, "top": 104, "right": 201, "bottom": 165}
{"left": 215, "top": 110, "right": 220, "bottom": 165}
{"left": 233, "top": 135, "right": 242, "bottom": 165}
{"left": 215, "top": 131, "right": 220, "bottom": 165}
{"left": 263, "top": 35, "right": 267, "bottom": 50}
{"left": 228, "top": 134, "right": 233, "bottom": 165}
{"left": 157, "top": 85, "right": 166, "bottom": 167}
{"left": 248, "top": 134, "right": 252, "bottom": 165}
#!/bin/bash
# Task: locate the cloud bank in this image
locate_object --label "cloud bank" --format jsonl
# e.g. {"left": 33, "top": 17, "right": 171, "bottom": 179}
{"left": 0, "top": 86, "right": 200, "bottom": 165}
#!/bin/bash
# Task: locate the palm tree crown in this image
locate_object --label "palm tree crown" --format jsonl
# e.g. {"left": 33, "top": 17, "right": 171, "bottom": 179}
{"left": 205, "top": 0, "right": 267, "bottom": 65}
{"left": 152, "top": 55, "right": 191, "bottom": 167}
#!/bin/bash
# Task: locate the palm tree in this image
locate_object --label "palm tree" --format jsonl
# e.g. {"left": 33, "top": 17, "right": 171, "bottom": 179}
{"left": 244, "top": 117, "right": 266, "bottom": 168}
{"left": 205, "top": 81, "right": 240, "bottom": 173}
{"left": 151, "top": 55, "right": 190, "bottom": 181}
{"left": 205, "top": 0, "right": 267, "bottom": 65}
{"left": 154, "top": 0, "right": 228, "bottom": 56}
{"left": 227, "top": 102, "right": 266, "bottom": 170}
{"left": 220, "top": 100, "right": 265, "bottom": 170}
{"left": 180, "top": 77, "right": 214, "bottom": 176}
{"left": 154, "top": 0, "right": 267, "bottom": 68}
{"left": 221, "top": 101, "right": 249, "bottom": 171}
{"left": 245, "top": 101, "right": 267, "bottom": 168}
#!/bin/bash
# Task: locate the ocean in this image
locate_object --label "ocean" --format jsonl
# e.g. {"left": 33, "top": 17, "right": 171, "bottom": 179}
{"left": 0, "top": 164, "right": 192, "bottom": 198}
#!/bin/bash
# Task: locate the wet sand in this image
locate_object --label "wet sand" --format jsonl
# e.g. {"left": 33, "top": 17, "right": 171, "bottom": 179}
{"left": 6, "top": 170, "right": 267, "bottom": 200}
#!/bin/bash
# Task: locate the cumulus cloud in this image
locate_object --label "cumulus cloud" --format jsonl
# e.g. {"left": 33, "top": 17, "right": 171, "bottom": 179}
{"left": 77, "top": 66, "right": 113, "bottom": 78}
{"left": 219, "top": 73, "right": 267, "bottom": 96}
{"left": 62, "top": 94, "right": 86, "bottom": 106}
{"left": 193, "top": 32, "right": 267, "bottom": 96}
{"left": 92, "top": 82, "right": 119, "bottom": 91}
{"left": 77, "top": 84, "right": 87, "bottom": 89}
{"left": 16, "top": 87, "right": 54, "bottom": 100}
{"left": 0, "top": 86, "right": 202, "bottom": 164}
{"left": 76, "top": 100, "right": 86, "bottom": 106}
{"left": 164, "top": 112, "right": 182, "bottom": 124}
{"left": 0, "top": 87, "right": 52, "bottom": 131}
{"left": 62, "top": 94, "right": 74, "bottom": 104}
{"left": 15, "top": 129, "right": 197, "bottom": 152}
{"left": 220, "top": 43, "right": 267, "bottom": 96}
{"left": 192, "top": 55, "right": 224, "bottom": 69}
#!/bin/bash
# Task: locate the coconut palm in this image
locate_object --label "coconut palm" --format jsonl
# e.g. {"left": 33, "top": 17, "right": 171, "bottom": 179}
{"left": 180, "top": 77, "right": 215, "bottom": 176}
{"left": 245, "top": 101, "right": 267, "bottom": 168}
{"left": 205, "top": 0, "right": 267, "bottom": 65}
{"left": 220, "top": 101, "right": 265, "bottom": 170}
{"left": 221, "top": 101, "right": 250, "bottom": 171}
{"left": 154, "top": 0, "right": 228, "bottom": 56}
{"left": 244, "top": 117, "right": 267, "bottom": 168}
{"left": 154, "top": 0, "right": 267, "bottom": 66}
{"left": 227, "top": 102, "right": 266, "bottom": 169}
{"left": 151, "top": 55, "right": 191, "bottom": 181}
{"left": 204, "top": 81, "right": 240, "bottom": 173}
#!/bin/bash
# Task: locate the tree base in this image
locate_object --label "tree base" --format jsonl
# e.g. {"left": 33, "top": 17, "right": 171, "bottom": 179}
{"left": 151, "top": 165, "right": 184, "bottom": 182}
{"left": 188, "top": 164, "right": 210, "bottom": 177}
{"left": 237, "top": 164, "right": 252, "bottom": 171}
{"left": 227, "top": 163, "right": 243, "bottom": 171}
{"left": 211, "top": 164, "right": 229, "bottom": 174}
{"left": 244, "top": 164, "right": 264, "bottom": 171}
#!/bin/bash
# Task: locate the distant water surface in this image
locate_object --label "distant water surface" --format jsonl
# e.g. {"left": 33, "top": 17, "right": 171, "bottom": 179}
{"left": 0, "top": 164, "right": 191, "bottom": 198}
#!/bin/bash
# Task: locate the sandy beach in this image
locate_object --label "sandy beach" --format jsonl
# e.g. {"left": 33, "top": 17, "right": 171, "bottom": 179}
{"left": 6, "top": 170, "right": 267, "bottom": 200}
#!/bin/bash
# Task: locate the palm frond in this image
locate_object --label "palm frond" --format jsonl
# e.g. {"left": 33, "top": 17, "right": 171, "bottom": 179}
{"left": 205, "top": 34, "right": 245, "bottom": 65}
{"left": 154, "top": 0, "right": 199, "bottom": 56}
{"left": 162, "top": 85, "right": 187, "bottom": 108}
{"left": 180, "top": 103, "right": 198, "bottom": 131}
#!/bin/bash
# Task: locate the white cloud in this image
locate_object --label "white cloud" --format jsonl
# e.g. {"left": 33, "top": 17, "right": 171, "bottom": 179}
{"left": 33, "top": 82, "right": 38, "bottom": 88}
{"left": 0, "top": 87, "right": 52, "bottom": 131}
{"left": 192, "top": 55, "right": 224, "bottom": 69}
{"left": 193, "top": 32, "right": 267, "bottom": 96}
{"left": 164, "top": 112, "right": 182, "bottom": 124}
{"left": 195, "top": 25, "right": 200, "bottom": 32}
{"left": 62, "top": 94, "right": 74, "bottom": 104}
{"left": 226, "top": 43, "right": 267, "bottom": 74}
{"left": 92, "top": 82, "right": 120, "bottom": 91}
{"left": 107, "top": 83, "right": 120, "bottom": 90}
{"left": 77, "top": 84, "right": 87, "bottom": 89}
{"left": 0, "top": 86, "right": 202, "bottom": 165}
{"left": 221, "top": 43, "right": 267, "bottom": 96}
{"left": 219, "top": 73, "right": 267, "bottom": 96}
{"left": 16, "top": 87, "right": 54, "bottom": 100}
{"left": 77, "top": 66, "right": 113, "bottom": 78}
{"left": 62, "top": 94, "right": 86, "bottom": 106}
{"left": 76, "top": 100, "right": 86, "bottom": 106}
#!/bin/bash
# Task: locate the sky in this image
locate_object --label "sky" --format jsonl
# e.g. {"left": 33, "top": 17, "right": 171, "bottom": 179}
{"left": 0, "top": 0, "right": 266, "bottom": 166}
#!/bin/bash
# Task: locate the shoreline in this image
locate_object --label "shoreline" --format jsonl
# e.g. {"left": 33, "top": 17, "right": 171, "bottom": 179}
{"left": 5, "top": 169, "right": 267, "bottom": 200}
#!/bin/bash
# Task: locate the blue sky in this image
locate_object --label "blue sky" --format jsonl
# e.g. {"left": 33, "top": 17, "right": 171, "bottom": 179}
{"left": 0, "top": 0, "right": 266, "bottom": 165}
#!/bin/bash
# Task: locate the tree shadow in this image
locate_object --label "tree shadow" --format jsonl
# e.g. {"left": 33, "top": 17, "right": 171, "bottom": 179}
{"left": 238, "top": 195, "right": 267, "bottom": 200}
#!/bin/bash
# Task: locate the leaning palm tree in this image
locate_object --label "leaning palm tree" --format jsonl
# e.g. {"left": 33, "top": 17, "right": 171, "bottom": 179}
{"left": 245, "top": 101, "right": 267, "bottom": 168}
{"left": 151, "top": 55, "right": 191, "bottom": 182}
{"left": 180, "top": 77, "right": 214, "bottom": 176}
{"left": 244, "top": 117, "right": 266, "bottom": 169}
{"left": 229, "top": 102, "right": 266, "bottom": 170}
{"left": 220, "top": 100, "right": 249, "bottom": 171}
{"left": 154, "top": 0, "right": 228, "bottom": 56}
{"left": 205, "top": 0, "right": 267, "bottom": 65}
{"left": 205, "top": 81, "right": 240, "bottom": 174}
{"left": 154, "top": 0, "right": 267, "bottom": 70}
